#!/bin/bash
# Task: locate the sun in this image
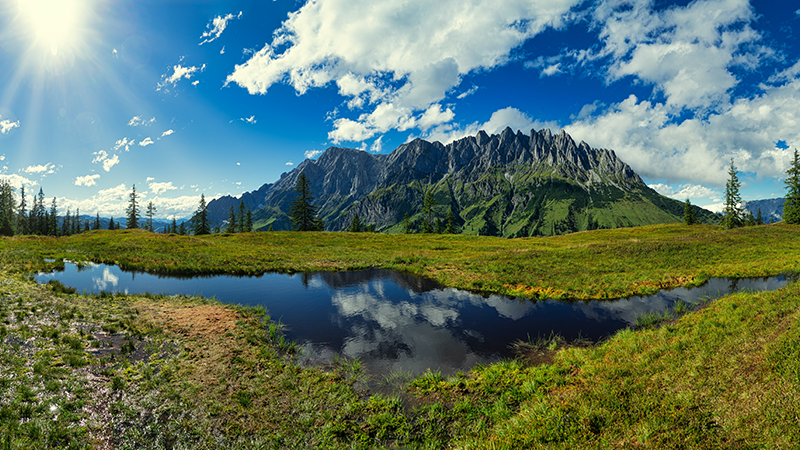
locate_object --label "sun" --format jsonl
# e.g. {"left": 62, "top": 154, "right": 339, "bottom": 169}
{"left": 17, "top": 0, "right": 87, "bottom": 55}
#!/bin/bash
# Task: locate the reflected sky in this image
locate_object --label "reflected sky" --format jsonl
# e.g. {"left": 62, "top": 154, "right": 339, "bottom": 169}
{"left": 36, "top": 263, "right": 789, "bottom": 377}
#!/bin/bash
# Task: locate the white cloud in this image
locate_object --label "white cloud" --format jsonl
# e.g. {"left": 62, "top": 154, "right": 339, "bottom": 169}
{"left": 139, "top": 137, "right": 154, "bottom": 147}
{"left": 540, "top": 63, "right": 562, "bottom": 77}
{"left": 648, "top": 183, "right": 719, "bottom": 200}
{"left": 113, "top": 137, "right": 135, "bottom": 151}
{"left": 22, "top": 163, "right": 57, "bottom": 174}
{"left": 304, "top": 149, "right": 323, "bottom": 159}
{"left": 199, "top": 11, "right": 242, "bottom": 45}
{"left": 146, "top": 177, "right": 155, "bottom": 182}
{"left": 161, "top": 129, "right": 174, "bottom": 137}
{"left": 149, "top": 181, "right": 177, "bottom": 195}
{"left": 75, "top": 174, "right": 100, "bottom": 187}
{"left": 0, "top": 174, "right": 34, "bottom": 189}
{"left": 370, "top": 136, "right": 383, "bottom": 153}
{"left": 157, "top": 63, "right": 206, "bottom": 91}
{"left": 220, "top": 46, "right": 225, "bottom": 55}
{"left": 0, "top": 118, "right": 20, "bottom": 134}
{"left": 102, "top": 155, "right": 120, "bottom": 172}
{"left": 285, "top": 161, "right": 294, "bottom": 166}
{"left": 0, "top": 155, "right": 4, "bottom": 160}
{"left": 128, "top": 116, "right": 156, "bottom": 127}
{"left": 240, "top": 115, "right": 256, "bottom": 124}
{"left": 59, "top": 183, "right": 210, "bottom": 219}
{"left": 456, "top": 85, "right": 479, "bottom": 99}
{"left": 226, "top": 0, "right": 581, "bottom": 142}
{"left": 423, "top": 107, "right": 557, "bottom": 144}
{"left": 192, "top": 80, "right": 199, "bottom": 86}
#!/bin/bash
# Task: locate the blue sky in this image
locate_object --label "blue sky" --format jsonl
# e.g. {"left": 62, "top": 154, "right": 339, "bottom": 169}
{"left": 0, "top": 0, "right": 799, "bottom": 219}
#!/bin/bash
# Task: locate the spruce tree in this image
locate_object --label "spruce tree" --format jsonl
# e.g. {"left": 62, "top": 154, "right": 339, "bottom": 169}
{"left": 73, "top": 208, "right": 80, "bottom": 235}
{"left": 402, "top": 212, "right": 411, "bottom": 234}
{"left": 446, "top": 210, "right": 457, "bottom": 233}
{"left": 49, "top": 198, "right": 58, "bottom": 236}
{"left": 783, "top": 149, "right": 800, "bottom": 224}
{"left": 126, "top": 184, "right": 140, "bottom": 229}
{"left": 178, "top": 221, "right": 187, "bottom": 235}
{"left": 17, "top": 185, "right": 27, "bottom": 235}
{"left": 0, "top": 179, "right": 14, "bottom": 236}
{"left": 756, "top": 208, "right": 764, "bottom": 226}
{"left": 62, "top": 210, "right": 71, "bottom": 236}
{"left": 171, "top": 218, "right": 178, "bottom": 234}
{"left": 245, "top": 207, "right": 253, "bottom": 232}
{"left": 289, "top": 173, "right": 323, "bottom": 231}
{"left": 108, "top": 217, "right": 115, "bottom": 231}
{"left": 146, "top": 201, "right": 157, "bottom": 232}
{"left": 94, "top": 212, "right": 101, "bottom": 230}
{"left": 36, "top": 188, "right": 45, "bottom": 234}
{"left": 421, "top": 189, "right": 435, "bottom": 233}
{"left": 226, "top": 205, "right": 238, "bottom": 233}
{"left": 192, "top": 194, "right": 210, "bottom": 235}
{"left": 683, "top": 199, "right": 696, "bottom": 225}
{"left": 722, "top": 158, "right": 743, "bottom": 229}
{"left": 238, "top": 200, "right": 246, "bottom": 233}
{"left": 348, "top": 213, "right": 362, "bottom": 232}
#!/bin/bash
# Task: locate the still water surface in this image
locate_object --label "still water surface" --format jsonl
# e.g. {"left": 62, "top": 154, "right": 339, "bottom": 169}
{"left": 36, "top": 262, "right": 789, "bottom": 377}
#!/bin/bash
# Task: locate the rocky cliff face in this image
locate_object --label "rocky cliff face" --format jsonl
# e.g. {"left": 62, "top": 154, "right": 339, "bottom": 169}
{"left": 207, "top": 127, "right": 717, "bottom": 235}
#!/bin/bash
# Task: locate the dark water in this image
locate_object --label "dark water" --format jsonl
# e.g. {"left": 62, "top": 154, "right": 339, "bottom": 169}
{"left": 35, "top": 262, "right": 789, "bottom": 377}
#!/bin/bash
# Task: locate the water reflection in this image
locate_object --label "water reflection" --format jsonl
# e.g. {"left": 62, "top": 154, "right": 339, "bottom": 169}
{"left": 35, "top": 263, "right": 790, "bottom": 378}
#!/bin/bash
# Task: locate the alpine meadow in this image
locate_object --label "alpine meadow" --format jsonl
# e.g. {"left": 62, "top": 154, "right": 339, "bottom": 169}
{"left": 2, "top": 0, "right": 800, "bottom": 449}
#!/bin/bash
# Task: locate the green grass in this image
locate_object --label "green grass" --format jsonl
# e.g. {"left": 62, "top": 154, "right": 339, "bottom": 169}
{"left": 0, "top": 223, "right": 799, "bottom": 448}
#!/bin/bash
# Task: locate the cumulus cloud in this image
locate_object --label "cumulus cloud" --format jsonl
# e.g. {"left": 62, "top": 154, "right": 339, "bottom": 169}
{"left": 0, "top": 174, "right": 33, "bottom": 189}
{"left": 22, "top": 163, "right": 57, "bottom": 174}
{"left": 149, "top": 181, "right": 177, "bottom": 195}
{"left": 199, "top": 11, "right": 242, "bottom": 45}
{"left": 92, "top": 150, "right": 120, "bottom": 172}
{"left": 370, "top": 136, "right": 383, "bottom": 153}
{"left": 139, "top": 137, "right": 154, "bottom": 147}
{"left": 113, "top": 137, "right": 135, "bottom": 151}
{"left": 58, "top": 183, "right": 210, "bottom": 220}
{"left": 304, "top": 149, "right": 323, "bottom": 159}
{"left": 75, "top": 174, "right": 100, "bottom": 187}
{"left": 648, "top": 183, "right": 719, "bottom": 200}
{"left": 161, "top": 129, "right": 174, "bottom": 137}
{"left": 240, "top": 115, "right": 256, "bottom": 124}
{"left": 157, "top": 63, "right": 206, "bottom": 91}
{"left": 128, "top": 116, "right": 155, "bottom": 127}
{"left": 0, "top": 118, "right": 20, "bottom": 134}
{"left": 285, "top": 161, "right": 294, "bottom": 166}
{"left": 226, "top": 0, "right": 581, "bottom": 142}
{"left": 423, "top": 107, "right": 558, "bottom": 144}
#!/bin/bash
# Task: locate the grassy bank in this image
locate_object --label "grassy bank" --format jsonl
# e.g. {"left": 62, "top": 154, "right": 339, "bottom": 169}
{"left": 3, "top": 222, "right": 799, "bottom": 299}
{"left": 1, "top": 224, "right": 799, "bottom": 448}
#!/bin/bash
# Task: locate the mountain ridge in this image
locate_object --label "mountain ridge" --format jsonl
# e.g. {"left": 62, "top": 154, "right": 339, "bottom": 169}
{"left": 208, "top": 127, "right": 718, "bottom": 236}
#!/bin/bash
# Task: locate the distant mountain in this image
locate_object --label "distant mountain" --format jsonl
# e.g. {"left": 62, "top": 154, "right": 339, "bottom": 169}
{"left": 743, "top": 198, "right": 785, "bottom": 223}
{"left": 207, "top": 127, "right": 718, "bottom": 236}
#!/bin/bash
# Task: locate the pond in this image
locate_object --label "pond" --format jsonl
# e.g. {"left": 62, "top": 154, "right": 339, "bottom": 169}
{"left": 35, "top": 262, "right": 789, "bottom": 378}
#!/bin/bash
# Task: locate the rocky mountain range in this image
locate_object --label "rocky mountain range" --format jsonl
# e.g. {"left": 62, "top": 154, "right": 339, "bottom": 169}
{"left": 207, "top": 127, "right": 718, "bottom": 236}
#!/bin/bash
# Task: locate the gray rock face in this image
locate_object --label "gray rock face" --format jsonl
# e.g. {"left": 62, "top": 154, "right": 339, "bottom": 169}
{"left": 207, "top": 127, "right": 650, "bottom": 231}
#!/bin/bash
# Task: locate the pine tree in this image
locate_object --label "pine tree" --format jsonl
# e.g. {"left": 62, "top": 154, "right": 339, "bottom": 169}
{"left": 402, "top": 212, "right": 411, "bottom": 234}
{"left": 421, "top": 189, "right": 435, "bottom": 233}
{"left": 192, "top": 194, "right": 210, "bottom": 235}
{"left": 62, "top": 210, "right": 71, "bottom": 236}
{"left": 16, "top": 185, "right": 27, "bottom": 235}
{"left": 94, "top": 212, "right": 101, "bottom": 230}
{"left": 783, "top": 149, "right": 800, "bottom": 224}
{"left": 722, "top": 158, "right": 743, "bottom": 229}
{"left": 108, "top": 217, "right": 115, "bottom": 231}
{"left": 49, "top": 198, "right": 58, "bottom": 236}
{"left": 178, "top": 221, "right": 187, "bottom": 235}
{"left": 35, "top": 188, "right": 45, "bottom": 235}
{"left": 126, "top": 184, "right": 140, "bottom": 229}
{"left": 238, "top": 200, "right": 246, "bottom": 233}
{"left": 226, "top": 205, "right": 238, "bottom": 233}
{"left": 268, "top": 224, "right": 274, "bottom": 232}
{"left": 245, "top": 207, "right": 253, "bottom": 232}
{"left": 756, "top": 208, "right": 764, "bottom": 226}
{"left": 446, "top": 210, "right": 456, "bottom": 234}
{"left": 171, "top": 218, "right": 178, "bottom": 234}
{"left": 745, "top": 210, "right": 756, "bottom": 226}
{"left": 435, "top": 217, "right": 443, "bottom": 234}
{"left": 683, "top": 199, "right": 696, "bottom": 225}
{"left": 72, "top": 208, "right": 80, "bottom": 235}
{"left": 289, "top": 173, "right": 323, "bottom": 231}
{"left": 348, "top": 213, "right": 362, "bottom": 232}
{"left": 0, "top": 179, "right": 15, "bottom": 236}
{"left": 145, "top": 201, "right": 157, "bottom": 232}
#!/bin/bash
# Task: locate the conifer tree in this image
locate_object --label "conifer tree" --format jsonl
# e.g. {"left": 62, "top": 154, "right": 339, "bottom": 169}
{"left": 145, "top": 201, "right": 157, "bottom": 232}
{"left": 108, "top": 217, "right": 115, "bottom": 231}
{"left": 17, "top": 185, "right": 27, "bottom": 235}
{"left": 226, "top": 205, "right": 238, "bottom": 233}
{"left": 756, "top": 208, "right": 764, "bottom": 225}
{"left": 171, "top": 218, "right": 178, "bottom": 234}
{"left": 126, "top": 184, "right": 140, "bottom": 229}
{"left": 289, "top": 173, "right": 323, "bottom": 231}
{"left": 178, "top": 221, "right": 187, "bottom": 235}
{"left": 49, "top": 198, "right": 58, "bottom": 236}
{"left": 62, "top": 209, "right": 71, "bottom": 236}
{"left": 238, "top": 200, "right": 246, "bottom": 233}
{"left": 268, "top": 224, "right": 274, "bottom": 232}
{"left": 402, "top": 212, "right": 411, "bottom": 234}
{"left": 0, "top": 179, "right": 15, "bottom": 236}
{"left": 683, "top": 199, "right": 696, "bottom": 225}
{"left": 192, "top": 194, "right": 210, "bottom": 235}
{"left": 722, "top": 158, "right": 743, "bottom": 229}
{"left": 446, "top": 210, "right": 456, "bottom": 234}
{"left": 245, "top": 207, "right": 253, "bottom": 232}
{"left": 421, "top": 189, "right": 435, "bottom": 233}
{"left": 745, "top": 210, "right": 756, "bottom": 226}
{"left": 783, "top": 149, "right": 800, "bottom": 224}
{"left": 348, "top": 213, "right": 362, "bottom": 232}
{"left": 94, "top": 212, "right": 101, "bottom": 230}
{"left": 73, "top": 208, "right": 80, "bottom": 235}
{"left": 35, "top": 188, "right": 45, "bottom": 235}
